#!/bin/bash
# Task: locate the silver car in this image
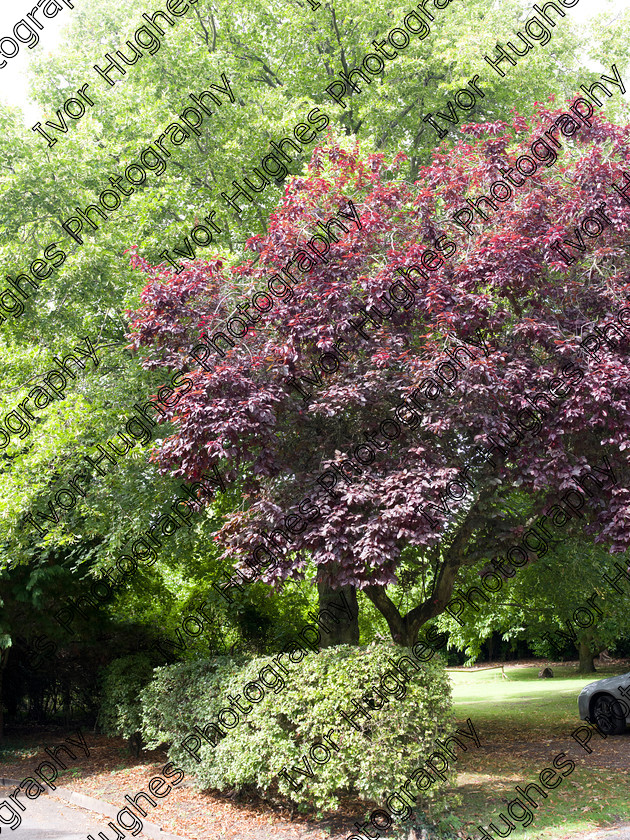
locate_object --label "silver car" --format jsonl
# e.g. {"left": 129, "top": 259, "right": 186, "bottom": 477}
{"left": 578, "top": 672, "right": 630, "bottom": 735}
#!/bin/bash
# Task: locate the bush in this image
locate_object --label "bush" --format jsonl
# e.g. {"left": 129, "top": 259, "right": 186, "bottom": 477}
{"left": 140, "top": 655, "right": 247, "bottom": 749}
{"left": 140, "top": 642, "right": 454, "bottom": 813}
{"left": 99, "top": 653, "right": 159, "bottom": 754}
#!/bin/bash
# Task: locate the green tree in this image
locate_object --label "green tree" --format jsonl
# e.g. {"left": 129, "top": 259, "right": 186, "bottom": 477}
{"left": 438, "top": 527, "right": 630, "bottom": 673}
{"left": 0, "top": 0, "right": 628, "bottom": 668}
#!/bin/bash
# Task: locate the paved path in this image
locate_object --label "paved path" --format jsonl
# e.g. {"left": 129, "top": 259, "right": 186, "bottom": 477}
{"left": 9, "top": 793, "right": 96, "bottom": 838}
{"left": 582, "top": 828, "right": 630, "bottom": 840}
{"left": 8, "top": 791, "right": 111, "bottom": 839}
{"left": 1, "top": 786, "right": 156, "bottom": 840}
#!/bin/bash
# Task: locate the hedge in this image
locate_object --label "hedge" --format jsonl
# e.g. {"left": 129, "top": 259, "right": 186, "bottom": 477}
{"left": 98, "top": 652, "right": 159, "bottom": 753}
{"left": 140, "top": 642, "right": 454, "bottom": 813}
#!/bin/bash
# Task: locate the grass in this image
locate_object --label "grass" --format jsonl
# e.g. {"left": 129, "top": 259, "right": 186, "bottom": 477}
{"left": 450, "top": 662, "right": 627, "bottom": 732}
{"left": 443, "top": 662, "right": 630, "bottom": 840}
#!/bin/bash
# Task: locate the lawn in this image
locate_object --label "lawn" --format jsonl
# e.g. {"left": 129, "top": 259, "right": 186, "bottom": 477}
{"left": 447, "top": 662, "right": 630, "bottom": 840}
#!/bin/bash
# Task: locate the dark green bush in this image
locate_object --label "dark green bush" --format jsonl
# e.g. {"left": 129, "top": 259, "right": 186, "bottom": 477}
{"left": 98, "top": 653, "right": 158, "bottom": 754}
{"left": 140, "top": 642, "right": 454, "bottom": 813}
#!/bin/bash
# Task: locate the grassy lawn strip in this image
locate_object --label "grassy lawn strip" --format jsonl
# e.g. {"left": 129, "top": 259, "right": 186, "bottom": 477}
{"left": 456, "top": 765, "right": 630, "bottom": 840}
{"left": 448, "top": 663, "right": 630, "bottom": 839}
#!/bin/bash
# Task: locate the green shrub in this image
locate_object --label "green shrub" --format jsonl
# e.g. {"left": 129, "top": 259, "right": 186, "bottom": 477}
{"left": 140, "top": 655, "right": 247, "bottom": 749}
{"left": 99, "top": 653, "right": 159, "bottom": 754}
{"left": 140, "top": 642, "right": 454, "bottom": 814}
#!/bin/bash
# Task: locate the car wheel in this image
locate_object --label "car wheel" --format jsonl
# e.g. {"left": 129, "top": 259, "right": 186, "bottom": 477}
{"left": 592, "top": 694, "right": 627, "bottom": 735}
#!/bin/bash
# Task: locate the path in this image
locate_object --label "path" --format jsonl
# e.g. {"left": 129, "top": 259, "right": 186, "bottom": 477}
{"left": 2, "top": 785, "right": 154, "bottom": 840}
{"left": 582, "top": 828, "right": 630, "bottom": 840}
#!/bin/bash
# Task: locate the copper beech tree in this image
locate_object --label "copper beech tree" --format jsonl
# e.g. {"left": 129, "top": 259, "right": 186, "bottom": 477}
{"left": 128, "top": 105, "right": 630, "bottom": 647}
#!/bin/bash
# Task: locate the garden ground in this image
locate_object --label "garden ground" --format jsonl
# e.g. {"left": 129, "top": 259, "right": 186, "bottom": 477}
{"left": 1, "top": 659, "right": 629, "bottom": 840}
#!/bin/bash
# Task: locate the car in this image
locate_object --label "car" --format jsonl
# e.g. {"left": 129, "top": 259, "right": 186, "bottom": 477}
{"left": 578, "top": 672, "right": 630, "bottom": 735}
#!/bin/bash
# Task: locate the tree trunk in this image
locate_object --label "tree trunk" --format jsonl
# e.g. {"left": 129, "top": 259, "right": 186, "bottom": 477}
{"left": 487, "top": 633, "right": 495, "bottom": 662}
{"left": 316, "top": 582, "right": 360, "bottom": 648}
{"left": 578, "top": 638, "right": 596, "bottom": 674}
{"left": 364, "top": 487, "right": 497, "bottom": 646}
{"left": 0, "top": 648, "right": 9, "bottom": 743}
